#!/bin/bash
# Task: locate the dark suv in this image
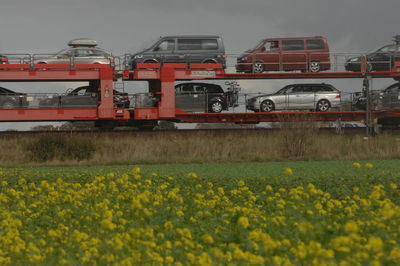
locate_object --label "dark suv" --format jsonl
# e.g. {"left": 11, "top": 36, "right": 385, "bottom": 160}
{"left": 354, "top": 83, "right": 400, "bottom": 110}
{"left": 175, "top": 82, "right": 239, "bottom": 113}
{"left": 345, "top": 44, "right": 400, "bottom": 72}
{"left": 39, "top": 86, "right": 130, "bottom": 108}
{"left": 129, "top": 36, "right": 226, "bottom": 69}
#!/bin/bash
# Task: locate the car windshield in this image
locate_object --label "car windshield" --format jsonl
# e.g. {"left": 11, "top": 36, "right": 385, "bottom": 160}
{"left": 275, "top": 86, "right": 291, "bottom": 94}
{"left": 55, "top": 48, "right": 72, "bottom": 56}
{"left": 137, "top": 38, "right": 161, "bottom": 51}
{"left": 252, "top": 40, "right": 265, "bottom": 50}
{"left": 376, "top": 45, "right": 396, "bottom": 53}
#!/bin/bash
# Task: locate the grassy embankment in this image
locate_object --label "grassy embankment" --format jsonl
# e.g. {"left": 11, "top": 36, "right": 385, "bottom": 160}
{"left": 0, "top": 130, "right": 399, "bottom": 166}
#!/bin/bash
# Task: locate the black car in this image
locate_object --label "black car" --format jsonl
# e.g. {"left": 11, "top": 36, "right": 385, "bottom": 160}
{"left": 353, "top": 83, "right": 400, "bottom": 110}
{"left": 39, "top": 86, "right": 130, "bottom": 108}
{"left": 0, "top": 87, "right": 28, "bottom": 108}
{"left": 345, "top": 44, "right": 400, "bottom": 72}
{"left": 175, "top": 82, "right": 239, "bottom": 113}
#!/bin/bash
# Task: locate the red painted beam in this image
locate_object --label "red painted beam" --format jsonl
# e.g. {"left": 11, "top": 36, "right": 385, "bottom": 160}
{"left": 173, "top": 109, "right": 400, "bottom": 123}
{"left": 0, "top": 108, "right": 98, "bottom": 121}
{"left": 0, "top": 70, "right": 101, "bottom": 81}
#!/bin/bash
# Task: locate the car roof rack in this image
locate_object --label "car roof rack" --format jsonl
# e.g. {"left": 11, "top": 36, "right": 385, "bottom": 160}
{"left": 68, "top": 38, "right": 98, "bottom": 47}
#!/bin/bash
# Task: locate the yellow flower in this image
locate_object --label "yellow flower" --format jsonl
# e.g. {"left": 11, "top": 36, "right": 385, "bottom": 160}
{"left": 344, "top": 221, "right": 359, "bottom": 233}
{"left": 390, "top": 183, "right": 397, "bottom": 190}
{"left": 353, "top": 162, "right": 361, "bottom": 168}
{"left": 366, "top": 237, "right": 383, "bottom": 252}
{"left": 188, "top": 172, "right": 198, "bottom": 178}
{"left": 365, "top": 163, "right": 373, "bottom": 169}
{"left": 283, "top": 168, "right": 293, "bottom": 175}
{"left": 201, "top": 234, "right": 214, "bottom": 244}
{"left": 237, "top": 180, "right": 245, "bottom": 187}
{"left": 237, "top": 216, "right": 249, "bottom": 228}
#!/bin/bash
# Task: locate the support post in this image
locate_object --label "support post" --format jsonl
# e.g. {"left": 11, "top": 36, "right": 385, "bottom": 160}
{"left": 98, "top": 68, "right": 114, "bottom": 119}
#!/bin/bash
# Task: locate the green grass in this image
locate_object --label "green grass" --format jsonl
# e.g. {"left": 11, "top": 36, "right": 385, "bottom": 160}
{"left": 3, "top": 159, "right": 400, "bottom": 199}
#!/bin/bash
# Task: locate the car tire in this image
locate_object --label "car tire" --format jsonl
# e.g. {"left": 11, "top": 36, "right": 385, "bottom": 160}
{"left": 203, "top": 60, "right": 216, "bottom": 64}
{"left": 209, "top": 101, "right": 223, "bottom": 113}
{"left": 316, "top": 99, "right": 330, "bottom": 112}
{"left": 252, "top": 61, "right": 264, "bottom": 73}
{"left": 2, "top": 101, "right": 17, "bottom": 109}
{"left": 309, "top": 61, "right": 321, "bottom": 72}
{"left": 260, "top": 100, "right": 274, "bottom": 112}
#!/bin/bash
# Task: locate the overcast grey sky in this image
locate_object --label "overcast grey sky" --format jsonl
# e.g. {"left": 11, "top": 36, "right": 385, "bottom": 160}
{"left": 0, "top": 0, "right": 399, "bottom": 129}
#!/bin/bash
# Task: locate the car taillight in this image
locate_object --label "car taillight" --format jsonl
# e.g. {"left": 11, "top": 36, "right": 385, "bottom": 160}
{"left": 217, "top": 53, "right": 226, "bottom": 58}
{"left": 336, "top": 94, "right": 341, "bottom": 98}
{"left": 0, "top": 57, "right": 7, "bottom": 62}
{"left": 124, "top": 95, "right": 129, "bottom": 99}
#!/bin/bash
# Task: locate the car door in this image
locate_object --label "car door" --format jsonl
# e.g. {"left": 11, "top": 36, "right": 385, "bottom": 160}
{"left": 370, "top": 45, "right": 395, "bottom": 71}
{"left": 61, "top": 87, "right": 98, "bottom": 107}
{"left": 281, "top": 40, "right": 307, "bottom": 71}
{"left": 287, "top": 85, "right": 310, "bottom": 109}
{"left": 175, "top": 84, "right": 195, "bottom": 111}
{"left": 381, "top": 83, "right": 400, "bottom": 109}
{"left": 272, "top": 85, "right": 292, "bottom": 110}
{"left": 152, "top": 39, "right": 176, "bottom": 63}
{"left": 253, "top": 40, "right": 280, "bottom": 71}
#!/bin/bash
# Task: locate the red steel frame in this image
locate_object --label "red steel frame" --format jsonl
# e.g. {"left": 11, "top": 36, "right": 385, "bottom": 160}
{"left": 124, "top": 62, "right": 400, "bottom": 123}
{"left": 0, "top": 62, "right": 400, "bottom": 124}
{"left": 0, "top": 64, "right": 129, "bottom": 122}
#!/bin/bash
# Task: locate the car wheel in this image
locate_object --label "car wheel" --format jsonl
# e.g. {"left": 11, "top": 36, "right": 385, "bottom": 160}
{"left": 260, "top": 100, "right": 274, "bottom": 112}
{"left": 2, "top": 101, "right": 16, "bottom": 109}
{"left": 252, "top": 61, "right": 264, "bottom": 73}
{"left": 316, "top": 99, "right": 330, "bottom": 112}
{"left": 209, "top": 101, "right": 223, "bottom": 113}
{"left": 203, "top": 60, "right": 216, "bottom": 64}
{"left": 309, "top": 61, "right": 321, "bottom": 72}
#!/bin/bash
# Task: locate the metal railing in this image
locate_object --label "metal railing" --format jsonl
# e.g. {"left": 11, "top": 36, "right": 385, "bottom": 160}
{"left": 0, "top": 52, "right": 398, "bottom": 73}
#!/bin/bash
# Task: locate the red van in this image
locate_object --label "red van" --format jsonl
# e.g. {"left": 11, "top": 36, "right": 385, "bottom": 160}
{"left": 236, "top": 36, "right": 331, "bottom": 73}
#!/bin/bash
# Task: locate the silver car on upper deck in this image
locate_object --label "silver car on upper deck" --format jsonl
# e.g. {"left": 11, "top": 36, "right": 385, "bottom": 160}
{"left": 246, "top": 83, "right": 341, "bottom": 112}
{"left": 35, "top": 38, "right": 113, "bottom": 65}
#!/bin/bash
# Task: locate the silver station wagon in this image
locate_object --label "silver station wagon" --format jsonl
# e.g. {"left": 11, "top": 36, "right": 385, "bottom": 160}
{"left": 246, "top": 83, "right": 341, "bottom": 112}
{"left": 36, "top": 38, "right": 113, "bottom": 65}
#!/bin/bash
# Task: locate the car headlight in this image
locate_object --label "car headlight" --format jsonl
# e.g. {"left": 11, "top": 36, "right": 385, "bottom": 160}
{"left": 134, "top": 54, "right": 143, "bottom": 59}
{"left": 238, "top": 56, "right": 247, "bottom": 62}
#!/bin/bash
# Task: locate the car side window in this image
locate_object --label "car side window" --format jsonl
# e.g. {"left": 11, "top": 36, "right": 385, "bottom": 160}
{"left": 282, "top": 86, "right": 295, "bottom": 94}
{"left": 206, "top": 86, "right": 223, "bottom": 94}
{"left": 60, "top": 50, "right": 73, "bottom": 57}
{"left": 301, "top": 86, "right": 315, "bottom": 93}
{"left": 154, "top": 40, "right": 175, "bottom": 52}
{"left": 192, "top": 85, "right": 205, "bottom": 93}
{"left": 306, "top": 40, "right": 325, "bottom": 50}
{"left": 264, "top": 41, "right": 279, "bottom": 51}
{"left": 385, "top": 84, "right": 400, "bottom": 93}
{"left": 292, "top": 86, "right": 304, "bottom": 93}
{"left": 92, "top": 49, "right": 108, "bottom": 56}
{"left": 282, "top": 40, "right": 305, "bottom": 51}
{"left": 74, "top": 49, "right": 94, "bottom": 57}
{"left": 181, "top": 84, "right": 193, "bottom": 93}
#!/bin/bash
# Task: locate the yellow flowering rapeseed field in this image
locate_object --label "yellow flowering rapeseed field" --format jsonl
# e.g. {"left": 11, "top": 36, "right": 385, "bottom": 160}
{"left": 0, "top": 164, "right": 399, "bottom": 265}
